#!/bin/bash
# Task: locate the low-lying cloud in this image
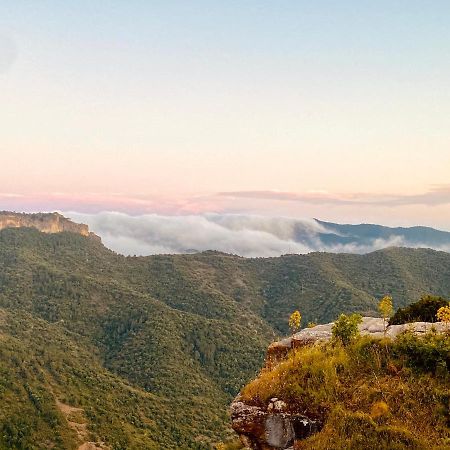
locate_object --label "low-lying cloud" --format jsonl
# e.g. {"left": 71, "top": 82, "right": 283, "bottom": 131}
{"left": 66, "top": 212, "right": 450, "bottom": 257}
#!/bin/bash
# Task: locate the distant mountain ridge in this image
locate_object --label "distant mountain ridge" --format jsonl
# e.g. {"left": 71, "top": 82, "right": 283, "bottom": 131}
{"left": 314, "top": 219, "right": 450, "bottom": 249}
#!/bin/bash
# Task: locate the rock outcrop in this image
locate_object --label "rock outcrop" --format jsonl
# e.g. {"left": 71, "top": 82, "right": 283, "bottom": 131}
{"left": 0, "top": 211, "right": 100, "bottom": 240}
{"left": 231, "top": 397, "right": 320, "bottom": 450}
{"left": 231, "top": 317, "right": 448, "bottom": 449}
{"left": 266, "top": 317, "right": 447, "bottom": 368}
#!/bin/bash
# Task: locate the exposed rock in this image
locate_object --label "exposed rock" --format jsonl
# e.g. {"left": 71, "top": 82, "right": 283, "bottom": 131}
{"left": 267, "top": 398, "right": 287, "bottom": 413}
{"left": 267, "top": 317, "right": 447, "bottom": 366}
{"left": 231, "top": 397, "right": 320, "bottom": 449}
{"left": 265, "top": 415, "right": 294, "bottom": 448}
{"left": 0, "top": 211, "right": 100, "bottom": 241}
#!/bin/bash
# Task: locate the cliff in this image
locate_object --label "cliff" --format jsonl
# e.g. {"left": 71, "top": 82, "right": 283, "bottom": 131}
{"left": 231, "top": 318, "right": 450, "bottom": 449}
{"left": 0, "top": 211, "right": 100, "bottom": 240}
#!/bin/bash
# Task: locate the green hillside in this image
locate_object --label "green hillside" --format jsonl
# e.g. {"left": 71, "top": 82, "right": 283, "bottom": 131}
{"left": 0, "top": 227, "right": 449, "bottom": 448}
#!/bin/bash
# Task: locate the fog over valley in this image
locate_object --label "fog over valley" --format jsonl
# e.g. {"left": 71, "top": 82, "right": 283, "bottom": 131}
{"left": 67, "top": 211, "right": 450, "bottom": 257}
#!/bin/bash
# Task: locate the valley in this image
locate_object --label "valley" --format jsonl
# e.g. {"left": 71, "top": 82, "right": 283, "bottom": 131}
{"left": 0, "top": 222, "right": 449, "bottom": 448}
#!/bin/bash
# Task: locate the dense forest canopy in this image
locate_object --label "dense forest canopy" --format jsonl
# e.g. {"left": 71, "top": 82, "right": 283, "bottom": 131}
{"left": 0, "top": 227, "right": 449, "bottom": 448}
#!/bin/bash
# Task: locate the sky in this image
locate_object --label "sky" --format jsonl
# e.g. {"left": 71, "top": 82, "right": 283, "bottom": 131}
{"left": 1, "top": 1, "right": 450, "bottom": 230}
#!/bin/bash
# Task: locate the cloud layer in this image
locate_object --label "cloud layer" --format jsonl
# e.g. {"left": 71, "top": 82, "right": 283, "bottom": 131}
{"left": 67, "top": 212, "right": 450, "bottom": 257}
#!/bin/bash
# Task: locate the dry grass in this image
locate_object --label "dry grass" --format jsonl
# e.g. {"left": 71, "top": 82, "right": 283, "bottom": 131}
{"left": 240, "top": 333, "right": 450, "bottom": 449}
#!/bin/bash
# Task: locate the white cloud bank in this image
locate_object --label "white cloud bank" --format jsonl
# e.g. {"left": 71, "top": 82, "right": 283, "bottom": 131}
{"left": 66, "top": 212, "right": 450, "bottom": 257}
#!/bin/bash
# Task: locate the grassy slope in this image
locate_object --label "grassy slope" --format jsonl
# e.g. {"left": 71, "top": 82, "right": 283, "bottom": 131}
{"left": 0, "top": 228, "right": 449, "bottom": 447}
{"left": 241, "top": 333, "right": 450, "bottom": 449}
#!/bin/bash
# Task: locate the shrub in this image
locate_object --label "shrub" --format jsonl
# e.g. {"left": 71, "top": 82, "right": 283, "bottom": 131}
{"left": 332, "top": 314, "right": 362, "bottom": 346}
{"left": 392, "top": 331, "right": 450, "bottom": 374}
{"left": 390, "top": 295, "right": 449, "bottom": 325}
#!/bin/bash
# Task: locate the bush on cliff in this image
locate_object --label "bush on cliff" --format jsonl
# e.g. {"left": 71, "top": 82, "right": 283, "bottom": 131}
{"left": 390, "top": 295, "right": 449, "bottom": 325}
{"left": 331, "top": 313, "right": 362, "bottom": 346}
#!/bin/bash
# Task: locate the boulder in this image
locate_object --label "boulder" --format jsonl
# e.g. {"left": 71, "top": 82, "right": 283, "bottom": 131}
{"left": 231, "top": 397, "right": 320, "bottom": 449}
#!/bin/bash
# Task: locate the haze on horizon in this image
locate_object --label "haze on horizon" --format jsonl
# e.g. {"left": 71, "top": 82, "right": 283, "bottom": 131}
{"left": 1, "top": 1, "right": 450, "bottom": 230}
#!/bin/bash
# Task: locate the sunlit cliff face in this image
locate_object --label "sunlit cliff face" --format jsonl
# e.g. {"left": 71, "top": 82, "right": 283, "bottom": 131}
{"left": 0, "top": 212, "right": 90, "bottom": 237}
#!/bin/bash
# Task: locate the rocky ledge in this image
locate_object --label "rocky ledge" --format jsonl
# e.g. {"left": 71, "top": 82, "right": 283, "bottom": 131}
{"left": 231, "top": 317, "right": 447, "bottom": 449}
{"left": 266, "top": 317, "right": 447, "bottom": 368}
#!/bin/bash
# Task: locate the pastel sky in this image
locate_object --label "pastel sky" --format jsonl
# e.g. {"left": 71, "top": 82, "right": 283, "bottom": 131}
{"left": 1, "top": 1, "right": 450, "bottom": 229}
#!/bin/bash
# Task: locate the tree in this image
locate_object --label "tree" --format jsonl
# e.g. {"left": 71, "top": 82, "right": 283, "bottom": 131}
{"left": 436, "top": 305, "right": 450, "bottom": 330}
{"left": 332, "top": 313, "right": 363, "bottom": 346}
{"left": 390, "top": 295, "right": 448, "bottom": 325}
{"left": 288, "top": 310, "right": 302, "bottom": 334}
{"left": 378, "top": 295, "right": 393, "bottom": 334}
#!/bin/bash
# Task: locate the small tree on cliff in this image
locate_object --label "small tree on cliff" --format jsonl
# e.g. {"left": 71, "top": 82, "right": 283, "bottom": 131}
{"left": 289, "top": 310, "right": 302, "bottom": 334}
{"left": 379, "top": 295, "right": 393, "bottom": 335}
{"left": 332, "top": 313, "right": 362, "bottom": 346}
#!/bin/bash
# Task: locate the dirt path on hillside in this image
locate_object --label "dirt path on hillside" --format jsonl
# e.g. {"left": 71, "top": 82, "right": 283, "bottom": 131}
{"left": 55, "top": 399, "right": 108, "bottom": 450}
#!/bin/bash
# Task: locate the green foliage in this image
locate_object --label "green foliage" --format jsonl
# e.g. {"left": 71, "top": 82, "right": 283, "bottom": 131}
{"left": 390, "top": 295, "right": 449, "bottom": 325}
{"left": 0, "top": 228, "right": 449, "bottom": 446}
{"left": 393, "top": 330, "right": 450, "bottom": 374}
{"left": 332, "top": 313, "right": 363, "bottom": 346}
{"left": 0, "top": 229, "right": 271, "bottom": 448}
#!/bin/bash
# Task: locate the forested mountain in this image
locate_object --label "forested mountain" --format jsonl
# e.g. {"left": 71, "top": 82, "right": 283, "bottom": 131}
{"left": 0, "top": 226, "right": 449, "bottom": 448}
{"left": 315, "top": 219, "right": 450, "bottom": 248}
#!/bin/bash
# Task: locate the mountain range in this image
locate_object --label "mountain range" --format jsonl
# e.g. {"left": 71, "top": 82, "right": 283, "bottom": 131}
{"left": 314, "top": 219, "right": 450, "bottom": 249}
{"left": 0, "top": 214, "right": 449, "bottom": 448}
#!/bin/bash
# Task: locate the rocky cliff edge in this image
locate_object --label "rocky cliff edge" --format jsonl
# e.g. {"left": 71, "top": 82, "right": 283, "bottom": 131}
{"left": 0, "top": 211, "right": 100, "bottom": 241}
{"left": 231, "top": 317, "right": 448, "bottom": 450}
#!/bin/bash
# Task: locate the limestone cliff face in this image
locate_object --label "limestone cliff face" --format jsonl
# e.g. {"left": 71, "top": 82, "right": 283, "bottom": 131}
{"left": 0, "top": 211, "right": 100, "bottom": 240}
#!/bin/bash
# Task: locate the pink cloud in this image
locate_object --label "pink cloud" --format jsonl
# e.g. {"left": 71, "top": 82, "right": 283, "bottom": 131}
{"left": 0, "top": 192, "right": 227, "bottom": 215}
{"left": 1, "top": 186, "right": 450, "bottom": 232}
{"left": 218, "top": 185, "right": 450, "bottom": 207}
